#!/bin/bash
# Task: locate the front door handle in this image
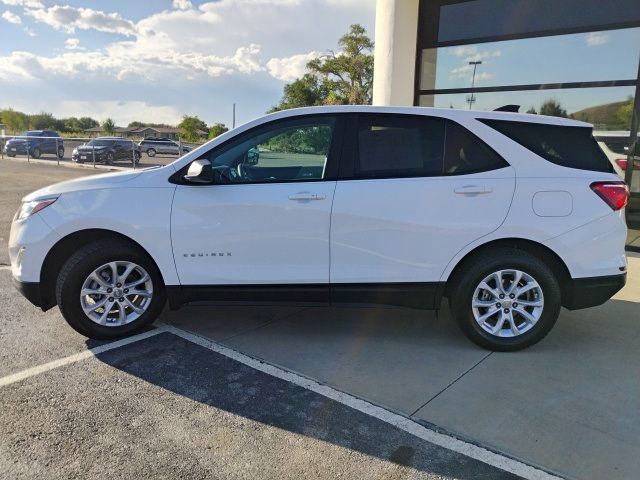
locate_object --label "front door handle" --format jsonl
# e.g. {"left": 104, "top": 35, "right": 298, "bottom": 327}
{"left": 454, "top": 185, "right": 492, "bottom": 195}
{"left": 288, "top": 192, "right": 326, "bottom": 201}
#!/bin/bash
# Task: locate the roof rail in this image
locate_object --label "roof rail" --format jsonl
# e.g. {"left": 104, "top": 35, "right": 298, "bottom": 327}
{"left": 494, "top": 105, "right": 520, "bottom": 113}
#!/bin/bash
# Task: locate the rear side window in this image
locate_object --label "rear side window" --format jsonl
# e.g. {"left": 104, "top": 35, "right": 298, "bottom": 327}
{"left": 444, "top": 121, "right": 508, "bottom": 175}
{"left": 353, "top": 115, "right": 507, "bottom": 179}
{"left": 480, "top": 119, "right": 614, "bottom": 173}
{"left": 356, "top": 116, "right": 445, "bottom": 177}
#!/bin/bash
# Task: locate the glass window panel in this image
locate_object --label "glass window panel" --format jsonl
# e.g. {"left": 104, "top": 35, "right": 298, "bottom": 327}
{"left": 437, "top": 0, "right": 640, "bottom": 44}
{"left": 420, "top": 28, "right": 640, "bottom": 90}
{"left": 419, "top": 86, "right": 636, "bottom": 131}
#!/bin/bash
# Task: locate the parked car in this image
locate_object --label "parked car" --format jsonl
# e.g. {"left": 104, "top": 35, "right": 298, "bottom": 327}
{"left": 10, "top": 106, "right": 628, "bottom": 351}
{"left": 138, "top": 138, "right": 191, "bottom": 157}
{"left": 594, "top": 130, "right": 640, "bottom": 176}
{"left": 3, "top": 130, "right": 64, "bottom": 159}
{"left": 72, "top": 137, "right": 141, "bottom": 165}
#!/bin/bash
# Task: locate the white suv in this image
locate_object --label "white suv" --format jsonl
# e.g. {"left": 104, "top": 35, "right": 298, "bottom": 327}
{"left": 9, "top": 106, "right": 629, "bottom": 351}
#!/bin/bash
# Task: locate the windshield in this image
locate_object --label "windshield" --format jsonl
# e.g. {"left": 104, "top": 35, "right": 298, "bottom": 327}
{"left": 86, "top": 139, "right": 113, "bottom": 147}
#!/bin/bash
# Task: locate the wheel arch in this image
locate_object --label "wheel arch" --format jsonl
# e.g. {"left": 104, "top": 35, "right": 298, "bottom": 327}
{"left": 443, "top": 238, "right": 572, "bottom": 303}
{"left": 39, "top": 228, "right": 164, "bottom": 311}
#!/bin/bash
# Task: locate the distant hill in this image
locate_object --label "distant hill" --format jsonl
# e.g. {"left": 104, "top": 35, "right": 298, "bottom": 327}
{"left": 572, "top": 101, "right": 628, "bottom": 129}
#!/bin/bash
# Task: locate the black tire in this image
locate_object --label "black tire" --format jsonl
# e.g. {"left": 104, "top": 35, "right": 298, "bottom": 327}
{"left": 8, "top": 154, "right": 15, "bottom": 158}
{"left": 31, "top": 147, "right": 41, "bottom": 159}
{"left": 105, "top": 152, "right": 114, "bottom": 165}
{"left": 448, "top": 248, "right": 561, "bottom": 351}
{"left": 57, "top": 146, "right": 64, "bottom": 159}
{"left": 55, "top": 239, "right": 166, "bottom": 339}
{"left": 147, "top": 148, "right": 156, "bottom": 157}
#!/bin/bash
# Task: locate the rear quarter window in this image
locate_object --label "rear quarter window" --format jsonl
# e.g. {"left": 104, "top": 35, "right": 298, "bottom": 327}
{"left": 480, "top": 119, "right": 613, "bottom": 173}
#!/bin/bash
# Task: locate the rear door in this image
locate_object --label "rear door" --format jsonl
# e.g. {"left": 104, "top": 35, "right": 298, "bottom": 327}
{"left": 330, "top": 113, "right": 515, "bottom": 307}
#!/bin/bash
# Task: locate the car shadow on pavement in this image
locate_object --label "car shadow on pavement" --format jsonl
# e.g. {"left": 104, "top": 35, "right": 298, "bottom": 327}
{"left": 91, "top": 331, "right": 518, "bottom": 479}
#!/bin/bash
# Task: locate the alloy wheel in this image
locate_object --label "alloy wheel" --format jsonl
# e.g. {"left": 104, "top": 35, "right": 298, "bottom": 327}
{"left": 471, "top": 269, "right": 544, "bottom": 338}
{"left": 80, "top": 261, "right": 153, "bottom": 326}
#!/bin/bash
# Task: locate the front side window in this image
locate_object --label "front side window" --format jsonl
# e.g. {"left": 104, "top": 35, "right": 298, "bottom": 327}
{"left": 208, "top": 117, "right": 335, "bottom": 184}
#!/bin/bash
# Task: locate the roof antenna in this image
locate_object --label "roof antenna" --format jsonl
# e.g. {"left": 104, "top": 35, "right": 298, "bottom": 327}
{"left": 494, "top": 105, "right": 520, "bottom": 113}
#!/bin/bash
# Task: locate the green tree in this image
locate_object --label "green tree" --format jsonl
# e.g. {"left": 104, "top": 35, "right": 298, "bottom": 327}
{"left": 539, "top": 100, "right": 568, "bottom": 118}
{"left": 179, "top": 115, "right": 208, "bottom": 142}
{"left": 615, "top": 97, "right": 634, "bottom": 129}
{"left": 78, "top": 117, "right": 99, "bottom": 130}
{"left": 29, "top": 112, "right": 56, "bottom": 130}
{"left": 271, "top": 24, "right": 374, "bottom": 111}
{"left": 102, "top": 118, "right": 116, "bottom": 135}
{"left": 208, "top": 123, "right": 229, "bottom": 139}
{"left": 0, "top": 109, "right": 29, "bottom": 132}
{"left": 526, "top": 106, "right": 537, "bottom": 114}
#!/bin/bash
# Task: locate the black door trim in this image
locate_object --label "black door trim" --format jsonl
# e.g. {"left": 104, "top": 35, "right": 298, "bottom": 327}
{"left": 166, "top": 282, "right": 445, "bottom": 310}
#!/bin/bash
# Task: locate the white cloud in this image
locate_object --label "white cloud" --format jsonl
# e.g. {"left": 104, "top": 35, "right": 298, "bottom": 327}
{"left": 64, "top": 38, "right": 81, "bottom": 50}
{"left": 451, "top": 45, "right": 501, "bottom": 62}
{"left": 23, "top": 26, "right": 35, "bottom": 36}
{"left": 27, "top": 5, "right": 136, "bottom": 36}
{"left": 172, "top": 0, "right": 193, "bottom": 10}
{"left": 450, "top": 64, "right": 495, "bottom": 83}
{"left": 1, "top": 9, "right": 21, "bottom": 23}
{"left": 266, "top": 51, "right": 321, "bottom": 81}
{"left": 0, "top": 0, "right": 43, "bottom": 7}
{"left": 586, "top": 32, "right": 609, "bottom": 46}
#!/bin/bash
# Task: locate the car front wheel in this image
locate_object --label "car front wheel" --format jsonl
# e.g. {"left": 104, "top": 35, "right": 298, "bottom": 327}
{"left": 449, "top": 248, "right": 561, "bottom": 351}
{"left": 57, "top": 146, "right": 64, "bottom": 159}
{"left": 31, "top": 147, "right": 41, "bottom": 159}
{"left": 56, "top": 239, "right": 166, "bottom": 339}
{"left": 147, "top": 148, "right": 156, "bottom": 157}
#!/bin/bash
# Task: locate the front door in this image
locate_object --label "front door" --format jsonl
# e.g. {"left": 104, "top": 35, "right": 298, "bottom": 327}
{"left": 171, "top": 115, "right": 343, "bottom": 286}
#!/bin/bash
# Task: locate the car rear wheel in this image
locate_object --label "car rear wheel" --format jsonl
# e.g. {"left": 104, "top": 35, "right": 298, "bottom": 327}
{"left": 57, "top": 146, "right": 64, "bottom": 159}
{"left": 448, "top": 248, "right": 561, "bottom": 351}
{"left": 147, "top": 148, "right": 156, "bottom": 157}
{"left": 56, "top": 239, "right": 166, "bottom": 339}
{"left": 31, "top": 147, "right": 41, "bottom": 159}
{"left": 105, "top": 152, "right": 114, "bottom": 164}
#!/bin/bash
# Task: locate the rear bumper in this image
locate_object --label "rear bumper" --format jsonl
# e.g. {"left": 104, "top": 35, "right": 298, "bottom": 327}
{"left": 562, "top": 273, "right": 626, "bottom": 310}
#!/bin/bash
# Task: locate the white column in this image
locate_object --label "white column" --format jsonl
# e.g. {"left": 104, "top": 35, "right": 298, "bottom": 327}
{"left": 372, "top": 0, "right": 420, "bottom": 106}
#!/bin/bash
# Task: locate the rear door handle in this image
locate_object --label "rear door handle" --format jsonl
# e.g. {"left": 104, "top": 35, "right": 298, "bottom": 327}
{"left": 288, "top": 192, "right": 326, "bottom": 201}
{"left": 454, "top": 185, "right": 492, "bottom": 195}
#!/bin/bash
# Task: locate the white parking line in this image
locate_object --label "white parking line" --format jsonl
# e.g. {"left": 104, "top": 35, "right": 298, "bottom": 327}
{"left": 161, "top": 323, "right": 561, "bottom": 480}
{"left": 0, "top": 327, "right": 166, "bottom": 388}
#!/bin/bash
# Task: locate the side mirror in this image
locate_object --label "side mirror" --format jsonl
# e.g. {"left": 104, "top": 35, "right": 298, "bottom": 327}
{"left": 184, "top": 159, "right": 214, "bottom": 184}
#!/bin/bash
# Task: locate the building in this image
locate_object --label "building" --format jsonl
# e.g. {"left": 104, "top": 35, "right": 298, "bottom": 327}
{"left": 373, "top": 0, "right": 640, "bottom": 248}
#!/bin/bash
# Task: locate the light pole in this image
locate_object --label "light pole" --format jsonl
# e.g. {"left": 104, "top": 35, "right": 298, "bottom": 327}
{"left": 466, "top": 60, "right": 482, "bottom": 110}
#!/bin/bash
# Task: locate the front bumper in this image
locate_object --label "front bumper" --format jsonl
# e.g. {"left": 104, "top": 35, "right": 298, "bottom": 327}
{"left": 12, "top": 277, "right": 44, "bottom": 309}
{"left": 562, "top": 273, "right": 626, "bottom": 310}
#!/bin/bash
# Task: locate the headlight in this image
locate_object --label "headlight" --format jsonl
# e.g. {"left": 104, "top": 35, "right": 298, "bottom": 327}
{"left": 72, "top": 148, "right": 78, "bottom": 154}
{"left": 15, "top": 197, "right": 58, "bottom": 221}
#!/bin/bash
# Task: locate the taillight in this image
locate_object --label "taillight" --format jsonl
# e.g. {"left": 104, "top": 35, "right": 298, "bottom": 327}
{"left": 615, "top": 158, "right": 640, "bottom": 170}
{"left": 590, "top": 181, "right": 629, "bottom": 210}
{"left": 615, "top": 158, "right": 628, "bottom": 170}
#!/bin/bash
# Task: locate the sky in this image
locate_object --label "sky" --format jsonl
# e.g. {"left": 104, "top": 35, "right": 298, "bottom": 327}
{"left": 0, "top": 0, "right": 376, "bottom": 127}
{"left": 1, "top": 1, "right": 638, "bottom": 128}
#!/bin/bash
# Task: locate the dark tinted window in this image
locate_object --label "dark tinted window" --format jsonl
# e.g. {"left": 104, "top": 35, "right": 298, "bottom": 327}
{"left": 481, "top": 119, "right": 614, "bottom": 173}
{"left": 444, "top": 121, "right": 508, "bottom": 175}
{"left": 356, "top": 116, "right": 445, "bottom": 178}
{"left": 354, "top": 115, "right": 507, "bottom": 179}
